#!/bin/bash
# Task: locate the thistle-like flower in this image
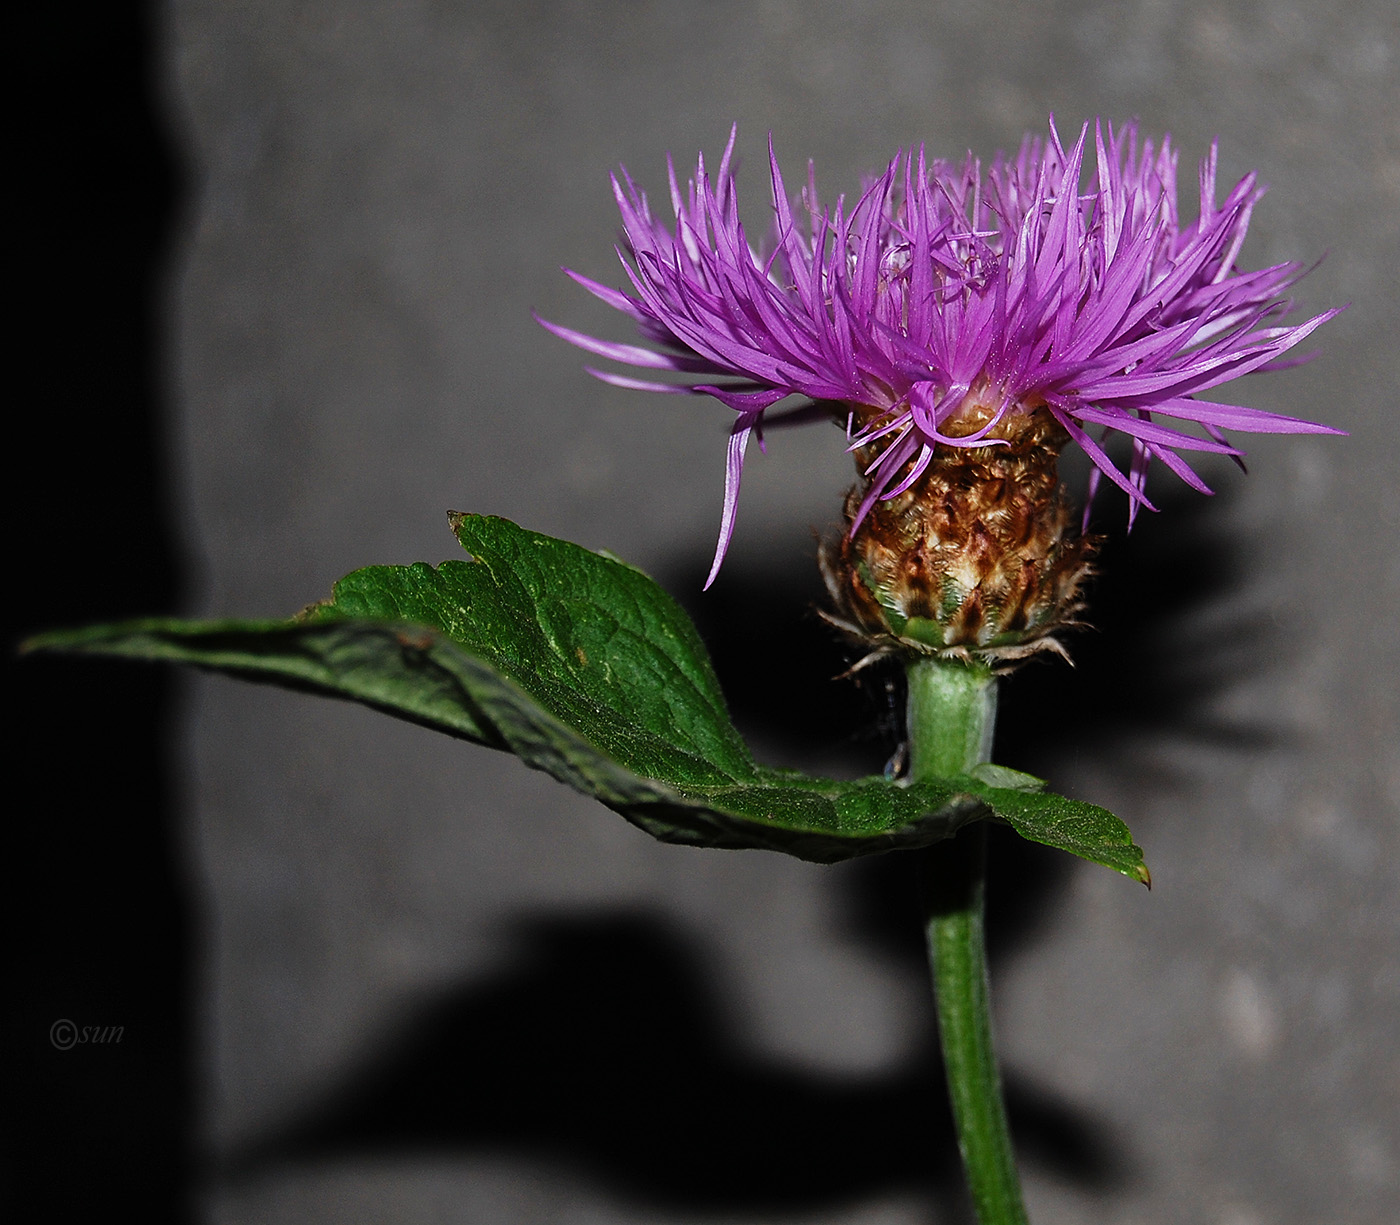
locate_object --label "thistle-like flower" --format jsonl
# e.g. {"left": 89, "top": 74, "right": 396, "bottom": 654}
{"left": 541, "top": 120, "right": 1340, "bottom": 661}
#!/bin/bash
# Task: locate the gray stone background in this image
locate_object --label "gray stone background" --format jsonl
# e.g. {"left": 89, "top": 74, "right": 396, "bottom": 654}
{"left": 126, "top": 0, "right": 1400, "bottom": 1221}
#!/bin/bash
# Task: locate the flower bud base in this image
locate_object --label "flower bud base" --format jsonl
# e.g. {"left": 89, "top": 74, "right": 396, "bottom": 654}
{"left": 822, "top": 410, "right": 1096, "bottom": 667}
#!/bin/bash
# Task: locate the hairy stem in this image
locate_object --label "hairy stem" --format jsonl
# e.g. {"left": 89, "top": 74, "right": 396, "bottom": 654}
{"left": 907, "top": 657, "right": 1028, "bottom": 1225}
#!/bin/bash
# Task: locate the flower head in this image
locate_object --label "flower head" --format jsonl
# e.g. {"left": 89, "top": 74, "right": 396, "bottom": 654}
{"left": 541, "top": 120, "right": 1341, "bottom": 588}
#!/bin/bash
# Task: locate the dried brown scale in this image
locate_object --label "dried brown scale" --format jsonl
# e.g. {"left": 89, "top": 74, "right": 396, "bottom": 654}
{"left": 821, "top": 406, "right": 1098, "bottom": 669}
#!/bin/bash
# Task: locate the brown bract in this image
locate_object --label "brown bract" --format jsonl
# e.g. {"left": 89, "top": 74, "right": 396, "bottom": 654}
{"left": 821, "top": 406, "right": 1097, "bottom": 670}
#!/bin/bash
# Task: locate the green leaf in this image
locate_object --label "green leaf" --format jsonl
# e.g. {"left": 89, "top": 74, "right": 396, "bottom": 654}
{"left": 25, "top": 514, "right": 1147, "bottom": 879}
{"left": 964, "top": 780, "right": 1151, "bottom": 886}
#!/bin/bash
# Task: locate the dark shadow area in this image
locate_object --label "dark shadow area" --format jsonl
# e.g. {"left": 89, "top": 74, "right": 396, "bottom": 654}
{"left": 8, "top": 6, "right": 191, "bottom": 1222}
{"left": 994, "top": 486, "right": 1283, "bottom": 787}
{"left": 664, "top": 545, "right": 906, "bottom": 780}
{"left": 835, "top": 823, "right": 1079, "bottom": 978}
{"left": 223, "top": 907, "right": 1125, "bottom": 1217}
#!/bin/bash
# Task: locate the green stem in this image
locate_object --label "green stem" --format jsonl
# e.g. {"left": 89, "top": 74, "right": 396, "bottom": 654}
{"left": 907, "top": 657, "right": 1028, "bottom": 1225}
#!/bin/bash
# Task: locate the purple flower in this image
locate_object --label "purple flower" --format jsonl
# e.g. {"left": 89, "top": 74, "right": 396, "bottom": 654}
{"left": 540, "top": 120, "right": 1341, "bottom": 586}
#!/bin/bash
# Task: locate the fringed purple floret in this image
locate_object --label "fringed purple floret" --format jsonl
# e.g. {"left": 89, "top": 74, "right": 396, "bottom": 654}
{"left": 538, "top": 119, "right": 1341, "bottom": 583}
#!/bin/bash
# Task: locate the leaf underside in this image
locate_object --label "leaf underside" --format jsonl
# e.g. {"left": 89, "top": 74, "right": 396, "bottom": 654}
{"left": 27, "top": 514, "right": 1148, "bottom": 880}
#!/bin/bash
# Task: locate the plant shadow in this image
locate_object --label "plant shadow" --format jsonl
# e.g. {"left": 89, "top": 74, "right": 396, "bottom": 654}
{"left": 223, "top": 904, "right": 1126, "bottom": 1219}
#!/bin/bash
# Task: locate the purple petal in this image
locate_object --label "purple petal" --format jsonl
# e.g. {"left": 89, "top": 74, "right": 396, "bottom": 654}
{"left": 543, "top": 120, "right": 1339, "bottom": 575}
{"left": 705, "top": 410, "right": 764, "bottom": 589}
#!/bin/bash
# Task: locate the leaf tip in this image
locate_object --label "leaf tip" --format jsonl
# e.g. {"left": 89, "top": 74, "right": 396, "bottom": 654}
{"left": 16, "top": 632, "right": 50, "bottom": 657}
{"left": 1134, "top": 862, "right": 1152, "bottom": 889}
{"left": 446, "top": 510, "right": 483, "bottom": 562}
{"left": 16, "top": 626, "right": 98, "bottom": 657}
